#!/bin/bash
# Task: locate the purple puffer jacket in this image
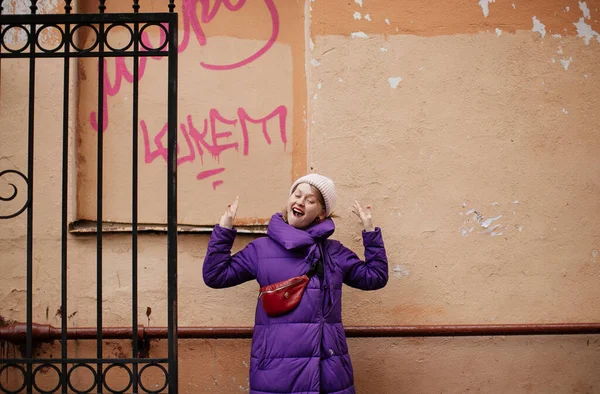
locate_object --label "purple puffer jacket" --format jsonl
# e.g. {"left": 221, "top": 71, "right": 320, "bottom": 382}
{"left": 203, "top": 213, "right": 388, "bottom": 394}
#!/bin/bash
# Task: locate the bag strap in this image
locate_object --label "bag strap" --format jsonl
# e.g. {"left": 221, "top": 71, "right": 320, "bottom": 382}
{"left": 306, "top": 243, "right": 325, "bottom": 278}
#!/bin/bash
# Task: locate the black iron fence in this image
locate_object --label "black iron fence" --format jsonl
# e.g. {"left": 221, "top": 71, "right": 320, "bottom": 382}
{"left": 0, "top": 1, "right": 178, "bottom": 392}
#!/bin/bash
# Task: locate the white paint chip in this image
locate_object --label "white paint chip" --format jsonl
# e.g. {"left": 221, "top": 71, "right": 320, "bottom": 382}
{"left": 565, "top": 6, "right": 570, "bottom": 12}
{"left": 364, "top": 14, "right": 372, "bottom": 21}
{"left": 512, "top": 3, "right": 516, "bottom": 9}
{"left": 350, "top": 31, "right": 369, "bottom": 38}
{"left": 557, "top": 47, "right": 563, "bottom": 54}
{"left": 396, "top": 27, "right": 399, "bottom": 32}
{"left": 560, "top": 57, "right": 573, "bottom": 70}
{"left": 495, "top": 28, "right": 502, "bottom": 36}
{"left": 532, "top": 16, "right": 546, "bottom": 38}
{"left": 479, "top": 0, "right": 495, "bottom": 17}
{"left": 573, "top": 17, "right": 600, "bottom": 45}
{"left": 552, "top": 34, "right": 563, "bottom": 38}
{"left": 310, "top": 58, "right": 320, "bottom": 66}
{"left": 313, "top": 94, "right": 318, "bottom": 100}
{"left": 562, "top": 108, "right": 569, "bottom": 114}
{"left": 317, "top": 83, "right": 323, "bottom": 89}
{"left": 579, "top": 1, "right": 591, "bottom": 19}
{"left": 388, "top": 77, "right": 402, "bottom": 89}
{"left": 355, "top": 0, "right": 363, "bottom": 6}
{"left": 380, "top": 47, "right": 388, "bottom": 52}
{"left": 385, "top": 18, "right": 391, "bottom": 25}
{"left": 513, "top": 200, "right": 519, "bottom": 204}
{"left": 393, "top": 265, "right": 409, "bottom": 279}
{"left": 481, "top": 215, "right": 502, "bottom": 228}
{"left": 309, "top": 38, "right": 315, "bottom": 52}
{"left": 353, "top": 11, "right": 362, "bottom": 20}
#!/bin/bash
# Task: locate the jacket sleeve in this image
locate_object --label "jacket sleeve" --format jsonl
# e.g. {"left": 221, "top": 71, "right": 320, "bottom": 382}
{"left": 337, "top": 227, "right": 388, "bottom": 290}
{"left": 203, "top": 224, "right": 258, "bottom": 288}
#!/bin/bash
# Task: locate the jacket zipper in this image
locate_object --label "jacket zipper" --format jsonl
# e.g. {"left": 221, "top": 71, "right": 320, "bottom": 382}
{"left": 258, "top": 278, "right": 304, "bottom": 298}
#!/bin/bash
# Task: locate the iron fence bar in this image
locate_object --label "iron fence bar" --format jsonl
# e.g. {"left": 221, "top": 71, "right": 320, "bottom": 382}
{"left": 0, "top": 6, "right": 179, "bottom": 392}
{"left": 2, "top": 358, "right": 169, "bottom": 364}
{"left": 0, "top": 51, "right": 170, "bottom": 59}
{"left": 0, "top": 12, "right": 174, "bottom": 24}
{"left": 132, "top": 11, "right": 140, "bottom": 394}
{"left": 25, "top": 1, "right": 38, "bottom": 392}
{"left": 167, "top": 8, "right": 178, "bottom": 394}
{"left": 96, "top": 4, "right": 105, "bottom": 391}
{"left": 61, "top": 9, "right": 71, "bottom": 393}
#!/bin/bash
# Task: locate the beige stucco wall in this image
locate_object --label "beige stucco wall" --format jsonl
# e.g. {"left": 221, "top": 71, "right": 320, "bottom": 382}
{"left": 1, "top": 0, "right": 600, "bottom": 392}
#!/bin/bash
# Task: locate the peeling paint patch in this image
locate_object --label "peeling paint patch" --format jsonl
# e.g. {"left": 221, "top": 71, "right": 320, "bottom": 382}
{"left": 393, "top": 265, "right": 409, "bottom": 279}
{"left": 561, "top": 57, "right": 573, "bottom": 70}
{"left": 350, "top": 31, "right": 369, "bottom": 38}
{"left": 459, "top": 205, "right": 514, "bottom": 238}
{"left": 479, "top": 0, "right": 495, "bottom": 17}
{"left": 495, "top": 28, "right": 502, "bottom": 36}
{"left": 481, "top": 215, "right": 502, "bottom": 228}
{"left": 317, "top": 83, "right": 322, "bottom": 89}
{"left": 355, "top": 0, "right": 363, "bottom": 7}
{"left": 313, "top": 94, "right": 318, "bottom": 100}
{"left": 532, "top": 16, "right": 547, "bottom": 38}
{"left": 562, "top": 108, "right": 569, "bottom": 114}
{"left": 388, "top": 77, "right": 402, "bottom": 88}
{"left": 364, "top": 14, "right": 372, "bottom": 21}
{"left": 385, "top": 18, "right": 391, "bottom": 25}
{"left": 311, "top": 58, "right": 320, "bottom": 66}
{"left": 579, "top": 1, "right": 591, "bottom": 19}
{"left": 557, "top": 47, "right": 563, "bottom": 54}
{"left": 565, "top": 6, "right": 571, "bottom": 12}
{"left": 380, "top": 47, "right": 388, "bottom": 52}
{"left": 573, "top": 18, "right": 600, "bottom": 45}
{"left": 512, "top": 3, "right": 516, "bottom": 9}
{"left": 353, "top": 12, "right": 362, "bottom": 20}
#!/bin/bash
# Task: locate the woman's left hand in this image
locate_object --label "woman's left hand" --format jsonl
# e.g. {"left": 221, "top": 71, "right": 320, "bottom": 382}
{"left": 352, "top": 201, "right": 375, "bottom": 232}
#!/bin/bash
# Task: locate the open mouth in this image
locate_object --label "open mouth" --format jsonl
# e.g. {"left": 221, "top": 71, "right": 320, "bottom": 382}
{"left": 291, "top": 207, "right": 305, "bottom": 218}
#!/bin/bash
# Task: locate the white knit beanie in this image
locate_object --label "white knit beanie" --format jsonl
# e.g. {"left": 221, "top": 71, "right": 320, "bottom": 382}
{"left": 290, "top": 174, "right": 337, "bottom": 216}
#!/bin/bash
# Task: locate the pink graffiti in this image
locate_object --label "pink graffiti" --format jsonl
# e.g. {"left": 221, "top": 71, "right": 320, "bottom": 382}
{"left": 182, "top": 0, "right": 280, "bottom": 71}
{"left": 142, "top": 105, "right": 287, "bottom": 189}
{"left": 91, "top": 0, "right": 279, "bottom": 132}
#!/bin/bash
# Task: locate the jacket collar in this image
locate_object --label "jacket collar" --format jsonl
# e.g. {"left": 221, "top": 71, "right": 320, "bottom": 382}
{"left": 267, "top": 213, "right": 335, "bottom": 250}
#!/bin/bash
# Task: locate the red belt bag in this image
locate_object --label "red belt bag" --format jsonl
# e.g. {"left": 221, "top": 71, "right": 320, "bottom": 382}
{"left": 258, "top": 259, "right": 319, "bottom": 317}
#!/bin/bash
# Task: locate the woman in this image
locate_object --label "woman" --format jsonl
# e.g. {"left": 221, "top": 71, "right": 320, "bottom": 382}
{"left": 203, "top": 173, "right": 389, "bottom": 393}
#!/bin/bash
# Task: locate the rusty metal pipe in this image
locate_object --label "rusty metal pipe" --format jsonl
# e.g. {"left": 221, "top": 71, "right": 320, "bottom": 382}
{"left": 1, "top": 322, "right": 600, "bottom": 344}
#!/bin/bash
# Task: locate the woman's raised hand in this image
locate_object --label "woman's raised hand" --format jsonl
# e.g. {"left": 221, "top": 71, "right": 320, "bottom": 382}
{"left": 219, "top": 197, "right": 239, "bottom": 229}
{"left": 352, "top": 200, "right": 375, "bottom": 232}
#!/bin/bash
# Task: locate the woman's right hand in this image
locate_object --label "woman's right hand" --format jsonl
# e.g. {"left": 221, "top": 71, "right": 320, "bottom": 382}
{"left": 219, "top": 197, "right": 239, "bottom": 229}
